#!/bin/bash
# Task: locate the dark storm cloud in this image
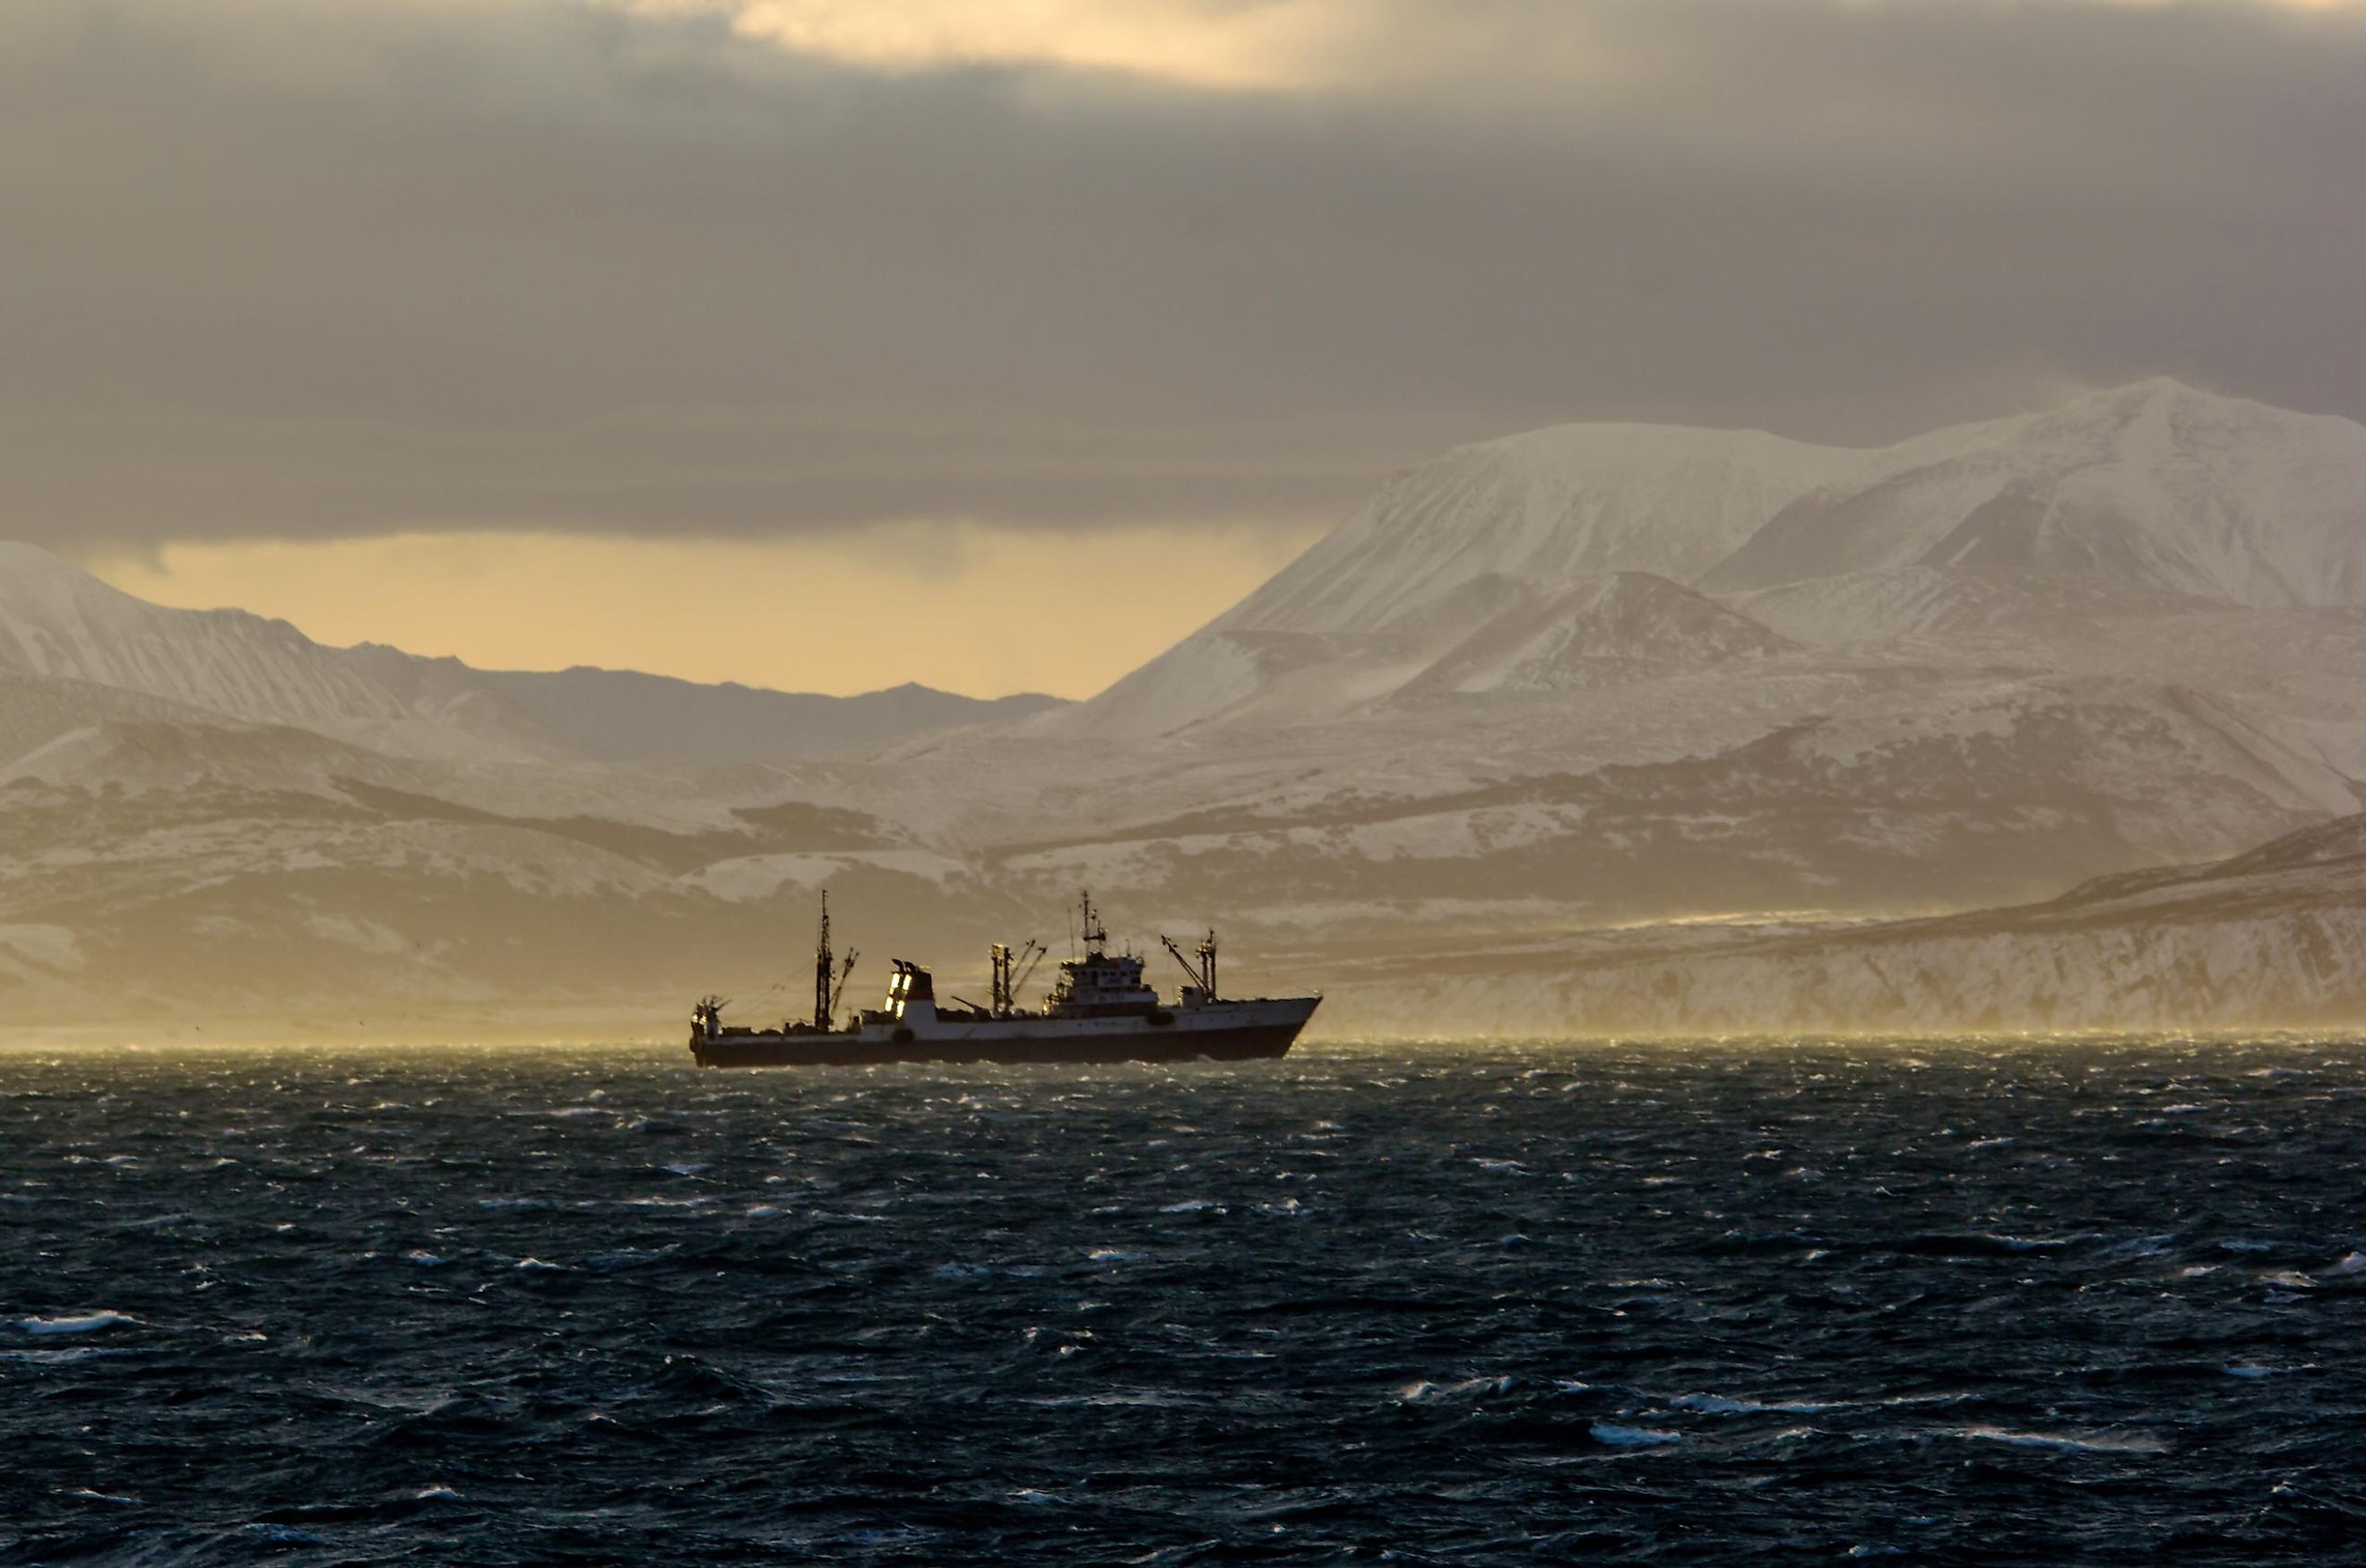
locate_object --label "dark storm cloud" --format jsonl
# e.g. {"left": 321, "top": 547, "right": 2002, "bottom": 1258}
{"left": 4, "top": 0, "right": 2362, "bottom": 547}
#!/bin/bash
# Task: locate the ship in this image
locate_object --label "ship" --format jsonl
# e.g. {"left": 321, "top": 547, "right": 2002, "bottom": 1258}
{"left": 687, "top": 892, "right": 1318, "bottom": 1067}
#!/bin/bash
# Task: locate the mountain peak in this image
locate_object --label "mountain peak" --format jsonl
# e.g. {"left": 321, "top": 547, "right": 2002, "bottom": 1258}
{"left": 0, "top": 542, "right": 139, "bottom": 604}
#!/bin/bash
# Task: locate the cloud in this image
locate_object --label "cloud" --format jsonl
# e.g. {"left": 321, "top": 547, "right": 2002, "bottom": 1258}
{"left": 3, "top": 0, "right": 2363, "bottom": 553}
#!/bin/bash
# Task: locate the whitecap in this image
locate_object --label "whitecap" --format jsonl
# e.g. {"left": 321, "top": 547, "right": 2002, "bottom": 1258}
{"left": 744, "top": 1204, "right": 782, "bottom": 1219}
{"left": 1085, "top": 1247, "right": 1144, "bottom": 1262}
{"left": 1667, "top": 1391, "right": 1841, "bottom": 1416}
{"left": 550, "top": 1107, "right": 608, "bottom": 1119}
{"left": 404, "top": 1250, "right": 446, "bottom": 1267}
{"left": 2327, "top": 1251, "right": 2366, "bottom": 1276}
{"left": 70, "top": 1489, "right": 139, "bottom": 1506}
{"left": 2258, "top": 1270, "right": 2316, "bottom": 1289}
{"left": 1951, "top": 1425, "right": 2165, "bottom": 1454}
{"left": 662, "top": 1162, "right": 710, "bottom": 1176}
{"left": 16, "top": 1311, "right": 135, "bottom": 1337}
{"left": 1965, "top": 1137, "right": 2016, "bottom": 1150}
{"left": 415, "top": 1485, "right": 462, "bottom": 1502}
{"left": 1158, "top": 1199, "right": 1220, "bottom": 1213}
{"left": 514, "top": 1257, "right": 568, "bottom": 1272}
{"left": 1591, "top": 1421, "right": 1680, "bottom": 1448}
{"left": 1397, "top": 1375, "right": 1513, "bottom": 1404}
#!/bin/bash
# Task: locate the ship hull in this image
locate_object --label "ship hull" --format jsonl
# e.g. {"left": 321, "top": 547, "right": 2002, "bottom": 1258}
{"left": 690, "top": 1000, "right": 1317, "bottom": 1068}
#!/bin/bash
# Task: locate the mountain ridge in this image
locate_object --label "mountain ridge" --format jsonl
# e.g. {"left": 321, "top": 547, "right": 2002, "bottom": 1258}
{"left": 0, "top": 544, "right": 1067, "bottom": 767}
{"left": 1065, "top": 379, "right": 2366, "bottom": 738}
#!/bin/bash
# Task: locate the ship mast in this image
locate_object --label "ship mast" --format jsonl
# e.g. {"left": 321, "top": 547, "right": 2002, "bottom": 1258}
{"left": 813, "top": 891, "right": 859, "bottom": 1030}
{"left": 814, "top": 892, "right": 833, "bottom": 1029}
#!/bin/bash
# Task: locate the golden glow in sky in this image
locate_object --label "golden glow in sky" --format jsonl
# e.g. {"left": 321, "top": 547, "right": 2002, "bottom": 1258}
{"left": 620, "top": 0, "right": 1356, "bottom": 87}
{"left": 87, "top": 525, "right": 1322, "bottom": 700}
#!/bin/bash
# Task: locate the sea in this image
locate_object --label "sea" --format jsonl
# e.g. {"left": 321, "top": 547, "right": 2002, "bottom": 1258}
{"left": 3, "top": 1038, "right": 2362, "bottom": 1564}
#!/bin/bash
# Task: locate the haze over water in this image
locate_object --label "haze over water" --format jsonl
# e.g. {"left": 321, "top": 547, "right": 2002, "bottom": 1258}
{"left": 4, "top": 1039, "right": 2362, "bottom": 1564}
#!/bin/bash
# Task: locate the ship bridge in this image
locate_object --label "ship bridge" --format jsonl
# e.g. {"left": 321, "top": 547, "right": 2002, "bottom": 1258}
{"left": 1045, "top": 894, "right": 1162, "bottom": 1018}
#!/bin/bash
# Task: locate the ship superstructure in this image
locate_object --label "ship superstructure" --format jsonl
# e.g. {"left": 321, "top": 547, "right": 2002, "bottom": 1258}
{"left": 688, "top": 893, "right": 1317, "bottom": 1067}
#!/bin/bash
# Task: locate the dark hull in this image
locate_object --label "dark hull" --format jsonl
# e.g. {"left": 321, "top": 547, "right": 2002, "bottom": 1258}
{"left": 690, "top": 1020, "right": 1305, "bottom": 1068}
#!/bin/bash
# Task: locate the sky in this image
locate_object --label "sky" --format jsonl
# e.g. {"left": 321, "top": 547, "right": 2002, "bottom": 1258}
{"left": 10, "top": 0, "right": 2366, "bottom": 697}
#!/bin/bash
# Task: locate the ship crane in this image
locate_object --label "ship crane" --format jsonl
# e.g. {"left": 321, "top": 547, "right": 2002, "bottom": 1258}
{"left": 827, "top": 950, "right": 858, "bottom": 1026}
{"left": 1160, "top": 929, "right": 1219, "bottom": 1000}
{"left": 990, "top": 938, "right": 1049, "bottom": 1015}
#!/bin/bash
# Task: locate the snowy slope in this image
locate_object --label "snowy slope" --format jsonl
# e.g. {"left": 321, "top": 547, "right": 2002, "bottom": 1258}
{"left": 1701, "top": 379, "right": 2366, "bottom": 607}
{"left": 1402, "top": 573, "right": 1792, "bottom": 696}
{"left": 1318, "top": 814, "right": 2366, "bottom": 1037}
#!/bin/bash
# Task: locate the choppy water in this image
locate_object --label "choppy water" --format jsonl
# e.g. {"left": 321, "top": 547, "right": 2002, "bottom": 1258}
{"left": 4, "top": 1039, "right": 2364, "bottom": 1564}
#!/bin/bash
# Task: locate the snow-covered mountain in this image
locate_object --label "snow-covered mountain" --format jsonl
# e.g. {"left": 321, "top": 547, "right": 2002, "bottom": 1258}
{"left": 0, "top": 543, "right": 1063, "bottom": 766}
{"left": 1065, "top": 379, "right": 2366, "bottom": 737}
{"left": 4, "top": 379, "right": 2363, "bottom": 1038}
{"left": 0, "top": 543, "right": 439, "bottom": 738}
